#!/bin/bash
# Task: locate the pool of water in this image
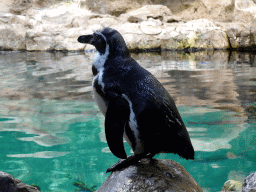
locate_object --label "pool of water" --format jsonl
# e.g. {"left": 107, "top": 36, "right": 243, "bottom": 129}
{"left": 0, "top": 51, "right": 255, "bottom": 191}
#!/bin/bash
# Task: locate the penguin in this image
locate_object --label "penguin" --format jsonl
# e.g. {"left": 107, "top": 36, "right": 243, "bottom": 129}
{"left": 77, "top": 27, "right": 194, "bottom": 172}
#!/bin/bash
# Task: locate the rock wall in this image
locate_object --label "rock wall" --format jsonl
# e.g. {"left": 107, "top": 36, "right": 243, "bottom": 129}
{"left": 0, "top": 0, "right": 256, "bottom": 51}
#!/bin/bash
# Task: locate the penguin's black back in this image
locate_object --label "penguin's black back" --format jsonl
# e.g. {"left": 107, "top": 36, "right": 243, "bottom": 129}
{"left": 102, "top": 53, "right": 194, "bottom": 160}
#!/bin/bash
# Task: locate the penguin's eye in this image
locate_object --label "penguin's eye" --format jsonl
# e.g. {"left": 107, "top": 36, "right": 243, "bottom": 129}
{"left": 93, "top": 34, "right": 107, "bottom": 54}
{"left": 94, "top": 34, "right": 105, "bottom": 43}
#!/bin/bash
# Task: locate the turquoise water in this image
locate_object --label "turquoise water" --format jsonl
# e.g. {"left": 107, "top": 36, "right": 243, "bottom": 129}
{"left": 0, "top": 51, "right": 255, "bottom": 191}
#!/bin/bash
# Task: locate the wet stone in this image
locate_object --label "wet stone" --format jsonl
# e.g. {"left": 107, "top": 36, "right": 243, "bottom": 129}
{"left": 96, "top": 159, "right": 203, "bottom": 192}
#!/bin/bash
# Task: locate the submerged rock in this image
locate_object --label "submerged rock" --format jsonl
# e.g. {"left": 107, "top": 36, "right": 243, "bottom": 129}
{"left": 96, "top": 159, "right": 202, "bottom": 192}
{"left": 0, "top": 171, "right": 40, "bottom": 192}
{"left": 222, "top": 180, "right": 243, "bottom": 191}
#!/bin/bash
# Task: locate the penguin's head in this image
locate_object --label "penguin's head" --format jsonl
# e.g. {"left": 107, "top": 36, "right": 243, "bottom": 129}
{"left": 78, "top": 28, "right": 129, "bottom": 57}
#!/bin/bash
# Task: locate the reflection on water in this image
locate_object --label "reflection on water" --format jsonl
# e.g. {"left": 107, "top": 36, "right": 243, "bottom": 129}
{"left": 0, "top": 51, "right": 255, "bottom": 191}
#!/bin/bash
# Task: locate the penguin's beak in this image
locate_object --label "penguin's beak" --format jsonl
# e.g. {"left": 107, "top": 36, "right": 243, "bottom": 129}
{"left": 77, "top": 35, "right": 94, "bottom": 45}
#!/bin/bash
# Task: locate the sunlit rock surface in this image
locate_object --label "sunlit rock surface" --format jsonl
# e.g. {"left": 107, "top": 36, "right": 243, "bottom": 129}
{"left": 96, "top": 159, "right": 203, "bottom": 192}
{"left": 222, "top": 180, "right": 243, "bottom": 191}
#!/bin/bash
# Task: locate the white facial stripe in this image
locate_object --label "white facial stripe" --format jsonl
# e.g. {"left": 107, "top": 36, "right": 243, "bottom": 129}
{"left": 92, "top": 32, "right": 109, "bottom": 90}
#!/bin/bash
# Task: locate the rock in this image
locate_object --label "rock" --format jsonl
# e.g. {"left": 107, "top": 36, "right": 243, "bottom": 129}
{"left": 96, "top": 159, "right": 202, "bottom": 192}
{"left": 0, "top": 171, "right": 40, "bottom": 192}
{"left": 0, "top": 13, "right": 30, "bottom": 26}
{"left": 87, "top": 15, "right": 121, "bottom": 28}
{"left": 9, "top": 0, "right": 33, "bottom": 15}
{"left": 83, "top": 0, "right": 199, "bottom": 18}
{"left": 119, "top": 5, "right": 172, "bottom": 23}
{"left": 41, "top": 11, "right": 74, "bottom": 27}
{"left": 85, "top": 0, "right": 141, "bottom": 16}
{"left": 0, "top": 24, "right": 26, "bottom": 50}
{"left": 180, "top": 19, "right": 221, "bottom": 31}
{"left": 202, "top": 0, "right": 234, "bottom": 10}
{"left": 110, "top": 18, "right": 229, "bottom": 51}
{"left": 140, "top": 19, "right": 162, "bottom": 35}
{"left": 242, "top": 172, "right": 256, "bottom": 192}
{"left": 235, "top": 0, "right": 256, "bottom": 12}
{"left": 172, "top": 19, "right": 229, "bottom": 50}
{"left": 26, "top": 25, "right": 86, "bottom": 51}
{"left": 220, "top": 22, "right": 256, "bottom": 49}
{"left": 222, "top": 180, "right": 243, "bottom": 191}
{"left": 162, "top": 19, "right": 229, "bottom": 50}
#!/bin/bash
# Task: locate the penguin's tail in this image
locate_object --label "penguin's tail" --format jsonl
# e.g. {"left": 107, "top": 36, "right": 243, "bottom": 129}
{"left": 177, "top": 140, "right": 195, "bottom": 160}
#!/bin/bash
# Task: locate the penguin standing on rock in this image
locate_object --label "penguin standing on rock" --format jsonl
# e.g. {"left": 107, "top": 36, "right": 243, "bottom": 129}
{"left": 77, "top": 28, "right": 194, "bottom": 173}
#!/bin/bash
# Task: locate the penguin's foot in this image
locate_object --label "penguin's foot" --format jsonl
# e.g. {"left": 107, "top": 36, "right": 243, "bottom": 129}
{"left": 106, "top": 154, "right": 146, "bottom": 173}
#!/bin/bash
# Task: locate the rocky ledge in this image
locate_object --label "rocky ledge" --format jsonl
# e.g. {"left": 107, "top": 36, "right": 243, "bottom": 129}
{"left": 0, "top": 0, "right": 256, "bottom": 51}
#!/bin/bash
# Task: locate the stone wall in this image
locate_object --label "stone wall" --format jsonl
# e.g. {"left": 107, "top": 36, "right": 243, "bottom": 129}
{"left": 0, "top": 0, "right": 256, "bottom": 51}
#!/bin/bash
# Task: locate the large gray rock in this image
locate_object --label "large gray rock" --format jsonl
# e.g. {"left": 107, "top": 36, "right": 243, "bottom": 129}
{"left": 96, "top": 159, "right": 202, "bottom": 192}
{"left": 243, "top": 172, "right": 256, "bottom": 192}
{"left": 0, "top": 171, "right": 40, "bottom": 192}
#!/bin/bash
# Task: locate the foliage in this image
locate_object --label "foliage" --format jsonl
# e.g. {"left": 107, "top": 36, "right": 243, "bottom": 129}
{"left": 73, "top": 180, "right": 97, "bottom": 192}
{"left": 31, "top": 184, "right": 41, "bottom": 191}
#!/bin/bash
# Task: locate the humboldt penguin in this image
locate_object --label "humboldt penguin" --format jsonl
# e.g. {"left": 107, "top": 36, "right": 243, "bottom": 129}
{"left": 77, "top": 27, "right": 194, "bottom": 172}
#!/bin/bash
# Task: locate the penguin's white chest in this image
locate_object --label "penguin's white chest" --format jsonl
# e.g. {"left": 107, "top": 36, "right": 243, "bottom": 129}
{"left": 93, "top": 83, "right": 107, "bottom": 116}
{"left": 92, "top": 45, "right": 109, "bottom": 116}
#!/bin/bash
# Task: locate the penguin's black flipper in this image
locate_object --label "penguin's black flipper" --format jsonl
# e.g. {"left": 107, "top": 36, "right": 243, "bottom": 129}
{"left": 105, "top": 96, "right": 130, "bottom": 159}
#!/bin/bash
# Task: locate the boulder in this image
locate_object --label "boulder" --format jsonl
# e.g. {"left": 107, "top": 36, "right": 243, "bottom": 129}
{"left": 0, "top": 171, "right": 40, "bottom": 192}
{"left": 222, "top": 180, "right": 243, "bottom": 191}
{"left": 96, "top": 159, "right": 202, "bottom": 192}
{"left": 175, "top": 19, "right": 229, "bottom": 49}
{"left": 243, "top": 172, "right": 256, "bottom": 192}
